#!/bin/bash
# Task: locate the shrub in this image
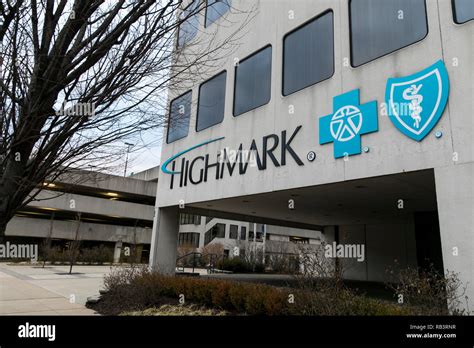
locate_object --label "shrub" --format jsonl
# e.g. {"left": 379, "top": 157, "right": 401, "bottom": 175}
{"left": 385, "top": 263, "right": 470, "bottom": 315}
{"left": 92, "top": 266, "right": 467, "bottom": 316}
{"left": 47, "top": 246, "right": 68, "bottom": 264}
{"left": 95, "top": 267, "right": 291, "bottom": 315}
{"left": 80, "top": 246, "right": 113, "bottom": 264}
{"left": 217, "top": 257, "right": 265, "bottom": 273}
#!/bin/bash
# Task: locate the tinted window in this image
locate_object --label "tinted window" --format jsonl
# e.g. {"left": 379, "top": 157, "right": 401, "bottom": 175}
{"left": 197, "top": 71, "right": 227, "bottom": 131}
{"left": 229, "top": 224, "right": 238, "bottom": 239}
{"left": 233, "top": 46, "right": 272, "bottom": 116}
{"left": 453, "top": 0, "right": 474, "bottom": 24}
{"left": 167, "top": 91, "right": 192, "bottom": 143}
{"left": 240, "top": 226, "right": 246, "bottom": 240}
{"left": 350, "top": 0, "right": 428, "bottom": 67}
{"left": 178, "top": 0, "right": 199, "bottom": 47}
{"left": 204, "top": 223, "right": 226, "bottom": 245}
{"left": 283, "top": 11, "right": 334, "bottom": 96}
{"left": 206, "top": 0, "right": 231, "bottom": 27}
{"left": 178, "top": 233, "right": 200, "bottom": 248}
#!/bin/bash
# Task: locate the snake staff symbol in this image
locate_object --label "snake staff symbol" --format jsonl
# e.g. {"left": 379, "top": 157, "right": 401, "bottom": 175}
{"left": 402, "top": 84, "right": 423, "bottom": 129}
{"left": 385, "top": 60, "right": 449, "bottom": 142}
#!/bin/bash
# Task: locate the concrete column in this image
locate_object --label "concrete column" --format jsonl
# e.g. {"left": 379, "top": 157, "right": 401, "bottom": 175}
{"left": 149, "top": 206, "right": 179, "bottom": 274}
{"left": 435, "top": 163, "right": 474, "bottom": 311}
{"left": 113, "top": 241, "right": 122, "bottom": 263}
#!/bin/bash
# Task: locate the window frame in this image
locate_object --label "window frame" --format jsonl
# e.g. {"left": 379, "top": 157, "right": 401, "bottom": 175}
{"left": 240, "top": 226, "right": 247, "bottom": 240}
{"left": 281, "top": 9, "right": 335, "bottom": 97}
{"left": 349, "top": 0, "right": 429, "bottom": 68}
{"left": 196, "top": 70, "right": 227, "bottom": 132}
{"left": 177, "top": 0, "right": 200, "bottom": 48}
{"left": 232, "top": 44, "right": 273, "bottom": 117}
{"left": 452, "top": 0, "right": 474, "bottom": 24}
{"left": 229, "top": 224, "right": 238, "bottom": 239}
{"left": 204, "top": 0, "right": 231, "bottom": 28}
{"left": 166, "top": 90, "right": 192, "bottom": 144}
{"left": 178, "top": 232, "right": 200, "bottom": 248}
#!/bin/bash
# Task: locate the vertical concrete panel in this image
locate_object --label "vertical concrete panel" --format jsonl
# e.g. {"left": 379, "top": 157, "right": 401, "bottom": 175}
{"left": 149, "top": 206, "right": 179, "bottom": 274}
{"left": 339, "top": 225, "right": 367, "bottom": 281}
{"left": 366, "top": 223, "right": 416, "bottom": 282}
{"left": 435, "top": 163, "right": 474, "bottom": 311}
{"left": 405, "top": 222, "right": 418, "bottom": 269}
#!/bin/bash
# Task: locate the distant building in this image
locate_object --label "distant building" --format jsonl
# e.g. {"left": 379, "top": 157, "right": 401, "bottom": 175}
{"left": 6, "top": 169, "right": 156, "bottom": 262}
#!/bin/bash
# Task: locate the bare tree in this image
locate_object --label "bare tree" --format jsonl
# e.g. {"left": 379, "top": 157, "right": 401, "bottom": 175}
{"left": 0, "top": 0, "right": 254, "bottom": 237}
{"left": 41, "top": 211, "right": 54, "bottom": 267}
{"left": 68, "top": 212, "right": 81, "bottom": 274}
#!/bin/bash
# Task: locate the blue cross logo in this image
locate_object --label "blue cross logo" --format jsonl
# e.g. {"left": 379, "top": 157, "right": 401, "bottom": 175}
{"left": 319, "top": 89, "right": 378, "bottom": 159}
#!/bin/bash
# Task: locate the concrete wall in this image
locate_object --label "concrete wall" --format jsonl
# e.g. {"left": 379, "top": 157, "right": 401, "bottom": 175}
{"left": 6, "top": 217, "right": 152, "bottom": 244}
{"left": 130, "top": 166, "right": 160, "bottom": 182}
{"left": 56, "top": 170, "right": 157, "bottom": 197}
{"left": 30, "top": 191, "right": 154, "bottom": 221}
{"left": 323, "top": 222, "right": 417, "bottom": 282}
{"left": 435, "top": 162, "right": 474, "bottom": 311}
{"left": 156, "top": 0, "right": 471, "bottom": 208}
{"left": 267, "top": 225, "right": 322, "bottom": 240}
{"left": 152, "top": 0, "right": 473, "bottom": 310}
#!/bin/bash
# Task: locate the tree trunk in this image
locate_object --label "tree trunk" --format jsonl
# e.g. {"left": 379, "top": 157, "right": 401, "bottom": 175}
{"left": 0, "top": 222, "right": 6, "bottom": 244}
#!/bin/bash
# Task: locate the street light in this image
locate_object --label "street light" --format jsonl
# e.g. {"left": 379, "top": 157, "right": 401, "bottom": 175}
{"left": 123, "top": 142, "right": 134, "bottom": 177}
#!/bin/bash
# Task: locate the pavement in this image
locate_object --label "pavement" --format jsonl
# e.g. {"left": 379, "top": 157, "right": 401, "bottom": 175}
{"left": 0, "top": 263, "right": 117, "bottom": 315}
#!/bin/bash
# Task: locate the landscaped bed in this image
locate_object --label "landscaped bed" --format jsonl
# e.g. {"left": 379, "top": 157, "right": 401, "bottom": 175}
{"left": 87, "top": 267, "right": 465, "bottom": 316}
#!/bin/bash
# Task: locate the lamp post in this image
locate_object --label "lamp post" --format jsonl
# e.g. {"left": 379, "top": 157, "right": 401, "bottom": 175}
{"left": 123, "top": 142, "right": 134, "bottom": 177}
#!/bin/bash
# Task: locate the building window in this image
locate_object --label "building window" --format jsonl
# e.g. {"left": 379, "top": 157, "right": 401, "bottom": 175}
{"left": 204, "top": 223, "right": 226, "bottom": 245}
{"left": 233, "top": 45, "right": 272, "bottom": 116}
{"left": 178, "top": 233, "right": 200, "bottom": 248}
{"left": 283, "top": 11, "right": 334, "bottom": 96}
{"left": 167, "top": 91, "right": 192, "bottom": 143}
{"left": 179, "top": 213, "right": 201, "bottom": 225}
{"left": 453, "top": 0, "right": 474, "bottom": 24}
{"left": 240, "top": 226, "right": 246, "bottom": 240}
{"left": 248, "top": 231, "right": 263, "bottom": 242}
{"left": 205, "top": 0, "right": 231, "bottom": 27}
{"left": 350, "top": 0, "right": 428, "bottom": 67}
{"left": 229, "top": 224, "right": 238, "bottom": 239}
{"left": 178, "top": 0, "right": 200, "bottom": 47}
{"left": 290, "top": 236, "right": 309, "bottom": 244}
{"left": 197, "top": 71, "right": 227, "bottom": 131}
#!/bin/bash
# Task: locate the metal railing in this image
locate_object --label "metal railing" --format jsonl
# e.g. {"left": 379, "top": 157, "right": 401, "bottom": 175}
{"left": 175, "top": 251, "right": 228, "bottom": 274}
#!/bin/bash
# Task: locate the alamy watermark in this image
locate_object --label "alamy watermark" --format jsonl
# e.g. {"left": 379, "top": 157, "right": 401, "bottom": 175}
{"left": 218, "top": 147, "right": 259, "bottom": 167}
{"left": 0, "top": 242, "right": 38, "bottom": 262}
{"left": 56, "top": 101, "right": 96, "bottom": 117}
{"left": 324, "top": 242, "right": 365, "bottom": 262}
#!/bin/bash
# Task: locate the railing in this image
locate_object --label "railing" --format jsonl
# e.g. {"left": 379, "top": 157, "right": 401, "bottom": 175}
{"left": 175, "top": 251, "right": 228, "bottom": 274}
{"left": 176, "top": 251, "right": 201, "bottom": 274}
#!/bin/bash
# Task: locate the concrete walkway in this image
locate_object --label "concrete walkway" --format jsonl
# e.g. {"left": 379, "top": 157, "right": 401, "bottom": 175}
{"left": 0, "top": 263, "right": 116, "bottom": 315}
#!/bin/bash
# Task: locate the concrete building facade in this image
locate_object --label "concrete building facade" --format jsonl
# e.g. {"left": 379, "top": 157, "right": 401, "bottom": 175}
{"left": 6, "top": 170, "right": 157, "bottom": 262}
{"left": 151, "top": 0, "right": 474, "bottom": 309}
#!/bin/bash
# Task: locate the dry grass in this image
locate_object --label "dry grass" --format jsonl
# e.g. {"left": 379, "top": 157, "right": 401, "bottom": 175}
{"left": 120, "top": 304, "right": 229, "bottom": 316}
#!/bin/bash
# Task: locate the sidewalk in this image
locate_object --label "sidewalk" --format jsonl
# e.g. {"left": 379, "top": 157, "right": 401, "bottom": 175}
{"left": 0, "top": 263, "right": 115, "bottom": 315}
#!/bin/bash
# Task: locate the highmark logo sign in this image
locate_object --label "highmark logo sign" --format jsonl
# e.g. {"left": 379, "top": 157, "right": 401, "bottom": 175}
{"left": 161, "top": 126, "right": 304, "bottom": 189}
{"left": 318, "top": 60, "right": 450, "bottom": 158}
{"left": 386, "top": 60, "right": 449, "bottom": 141}
{"left": 162, "top": 61, "right": 450, "bottom": 186}
{"left": 319, "top": 89, "right": 378, "bottom": 159}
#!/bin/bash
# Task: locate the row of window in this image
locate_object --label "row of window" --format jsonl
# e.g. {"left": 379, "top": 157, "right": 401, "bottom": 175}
{"left": 179, "top": 213, "right": 201, "bottom": 225}
{"left": 178, "top": 232, "right": 200, "bottom": 247}
{"left": 168, "top": 0, "right": 473, "bottom": 143}
{"left": 201, "top": 223, "right": 251, "bottom": 245}
{"left": 178, "top": 0, "right": 231, "bottom": 47}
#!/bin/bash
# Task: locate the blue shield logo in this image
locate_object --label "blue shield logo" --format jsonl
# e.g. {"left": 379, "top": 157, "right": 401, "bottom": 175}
{"left": 385, "top": 60, "right": 449, "bottom": 141}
